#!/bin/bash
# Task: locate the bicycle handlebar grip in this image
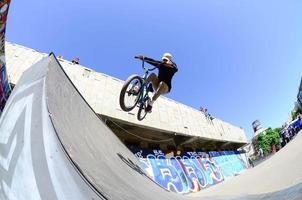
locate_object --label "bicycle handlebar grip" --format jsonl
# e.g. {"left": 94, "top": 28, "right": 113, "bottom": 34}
{"left": 134, "top": 56, "right": 139, "bottom": 59}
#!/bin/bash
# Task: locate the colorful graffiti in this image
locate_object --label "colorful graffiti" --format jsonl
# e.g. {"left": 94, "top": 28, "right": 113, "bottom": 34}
{"left": 131, "top": 148, "right": 248, "bottom": 194}
{"left": 0, "top": 0, "right": 11, "bottom": 111}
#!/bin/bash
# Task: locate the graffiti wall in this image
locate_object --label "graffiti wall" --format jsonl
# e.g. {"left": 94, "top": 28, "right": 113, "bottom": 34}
{"left": 0, "top": 0, "right": 11, "bottom": 111}
{"left": 131, "top": 147, "right": 248, "bottom": 194}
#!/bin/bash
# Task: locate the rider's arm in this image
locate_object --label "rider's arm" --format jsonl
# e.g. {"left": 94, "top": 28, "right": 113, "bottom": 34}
{"left": 163, "top": 62, "right": 178, "bottom": 72}
{"left": 172, "top": 62, "right": 178, "bottom": 72}
{"left": 144, "top": 57, "right": 161, "bottom": 67}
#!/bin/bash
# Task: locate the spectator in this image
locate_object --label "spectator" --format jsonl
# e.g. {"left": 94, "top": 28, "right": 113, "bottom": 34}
{"left": 283, "top": 128, "right": 290, "bottom": 144}
{"left": 259, "top": 148, "right": 264, "bottom": 158}
{"left": 248, "top": 157, "right": 254, "bottom": 168}
{"left": 71, "top": 57, "right": 80, "bottom": 64}
{"left": 204, "top": 108, "right": 214, "bottom": 121}
{"left": 279, "top": 136, "right": 284, "bottom": 147}
{"left": 199, "top": 107, "right": 204, "bottom": 112}
{"left": 271, "top": 145, "right": 276, "bottom": 153}
{"left": 200, "top": 106, "right": 215, "bottom": 124}
{"left": 281, "top": 129, "right": 287, "bottom": 145}
{"left": 294, "top": 126, "right": 299, "bottom": 135}
{"left": 289, "top": 127, "right": 294, "bottom": 139}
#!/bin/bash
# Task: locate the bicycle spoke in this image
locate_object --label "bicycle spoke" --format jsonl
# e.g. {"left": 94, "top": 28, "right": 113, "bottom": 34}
{"left": 123, "top": 79, "right": 142, "bottom": 109}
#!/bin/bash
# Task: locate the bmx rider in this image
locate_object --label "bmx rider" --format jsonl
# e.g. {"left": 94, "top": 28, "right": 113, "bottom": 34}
{"left": 136, "top": 53, "right": 178, "bottom": 113}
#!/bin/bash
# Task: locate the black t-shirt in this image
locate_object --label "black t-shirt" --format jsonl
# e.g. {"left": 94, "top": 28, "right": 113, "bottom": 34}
{"left": 144, "top": 57, "right": 178, "bottom": 91}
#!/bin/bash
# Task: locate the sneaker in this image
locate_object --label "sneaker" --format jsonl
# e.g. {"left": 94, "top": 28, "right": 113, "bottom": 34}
{"left": 131, "top": 85, "right": 140, "bottom": 95}
{"left": 145, "top": 104, "right": 153, "bottom": 113}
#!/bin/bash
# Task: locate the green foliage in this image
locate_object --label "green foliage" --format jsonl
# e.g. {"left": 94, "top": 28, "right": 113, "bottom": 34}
{"left": 274, "top": 127, "right": 282, "bottom": 134}
{"left": 256, "top": 128, "right": 281, "bottom": 154}
{"left": 266, "top": 128, "right": 281, "bottom": 147}
{"left": 255, "top": 133, "right": 269, "bottom": 154}
{"left": 291, "top": 108, "right": 301, "bottom": 120}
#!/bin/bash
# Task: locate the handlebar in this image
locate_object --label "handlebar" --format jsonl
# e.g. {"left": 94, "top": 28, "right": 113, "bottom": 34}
{"left": 134, "top": 56, "right": 156, "bottom": 72}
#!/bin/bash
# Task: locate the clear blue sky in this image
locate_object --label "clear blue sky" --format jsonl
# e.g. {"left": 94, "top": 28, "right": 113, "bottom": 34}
{"left": 6, "top": 0, "right": 302, "bottom": 139}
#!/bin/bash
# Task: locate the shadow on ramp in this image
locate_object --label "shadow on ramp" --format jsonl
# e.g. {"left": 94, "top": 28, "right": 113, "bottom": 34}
{"left": 0, "top": 54, "right": 301, "bottom": 200}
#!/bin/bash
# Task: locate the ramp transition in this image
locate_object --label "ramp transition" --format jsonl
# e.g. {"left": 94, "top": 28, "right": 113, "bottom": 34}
{"left": 0, "top": 54, "right": 301, "bottom": 199}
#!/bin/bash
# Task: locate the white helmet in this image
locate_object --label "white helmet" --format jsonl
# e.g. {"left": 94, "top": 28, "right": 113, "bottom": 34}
{"left": 162, "top": 52, "right": 173, "bottom": 61}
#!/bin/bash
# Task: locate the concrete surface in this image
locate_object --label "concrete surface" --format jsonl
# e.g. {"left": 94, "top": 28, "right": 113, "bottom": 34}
{"left": 190, "top": 130, "right": 302, "bottom": 199}
{"left": 0, "top": 56, "right": 101, "bottom": 199}
{"left": 0, "top": 54, "right": 301, "bottom": 199}
{"left": 5, "top": 42, "right": 247, "bottom": 144}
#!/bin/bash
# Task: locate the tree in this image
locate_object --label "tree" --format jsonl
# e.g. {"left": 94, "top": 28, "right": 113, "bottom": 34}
{"left": 256, "top": 128, "right": 281, "bottom": 155}
{"left": 256, "top": 132, "right": 270, "bottom": 154}
{"left": 266, "top": 128, "right": 281, "bottom": 149}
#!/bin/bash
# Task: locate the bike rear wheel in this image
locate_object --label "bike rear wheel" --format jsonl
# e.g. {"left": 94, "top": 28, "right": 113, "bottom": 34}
{"left": 137, "top": 97, "right": 150, "bottom": 121}
{"left": 119, "top": 75, "right": 143, "bottom": 112}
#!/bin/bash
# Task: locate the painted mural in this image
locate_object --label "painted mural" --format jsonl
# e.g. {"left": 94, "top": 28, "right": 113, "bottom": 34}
{"left": 131, "top": 147, "right": 248, "bottom": 194}
{"left": 0, "top": 0, "right": 11, "bottom": 112}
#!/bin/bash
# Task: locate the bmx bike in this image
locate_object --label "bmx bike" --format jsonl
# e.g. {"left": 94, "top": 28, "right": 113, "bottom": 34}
{"left": 119, "top": 57, "right": 156, "bottom": 121}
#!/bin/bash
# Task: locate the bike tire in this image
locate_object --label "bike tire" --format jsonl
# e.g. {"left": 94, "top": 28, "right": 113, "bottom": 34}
{"left": 137, "top": 97, "right": 150, "bottom": 121}
{"left": 119, "top": 75, "right": 143, "bottom": 112}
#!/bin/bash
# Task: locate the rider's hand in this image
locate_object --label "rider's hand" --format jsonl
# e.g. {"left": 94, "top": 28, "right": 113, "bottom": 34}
{"left": 135, "top": 55, "right": 144, "bottom": 60}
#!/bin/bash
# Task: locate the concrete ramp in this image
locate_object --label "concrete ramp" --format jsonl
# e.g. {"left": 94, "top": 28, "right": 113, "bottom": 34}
{"left": 0, "top": 56, "right": 101, "bottom": 199}
{"left": 0, "top": 54, "right": 302, "bottom": 199}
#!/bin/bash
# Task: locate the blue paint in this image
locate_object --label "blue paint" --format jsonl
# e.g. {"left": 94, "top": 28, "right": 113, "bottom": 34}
{"left": 132, "top": 148, "right": 248, "bottom": 193}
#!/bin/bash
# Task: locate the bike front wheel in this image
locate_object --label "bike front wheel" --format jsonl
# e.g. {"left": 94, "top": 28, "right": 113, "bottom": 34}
{"left": 119, "top": 75, "right": 143, "bottom": 112}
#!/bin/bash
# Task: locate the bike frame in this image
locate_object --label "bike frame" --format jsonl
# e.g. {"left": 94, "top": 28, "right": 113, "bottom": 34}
{"left": 136, "top": 60, "right": 156, "bottom": 106}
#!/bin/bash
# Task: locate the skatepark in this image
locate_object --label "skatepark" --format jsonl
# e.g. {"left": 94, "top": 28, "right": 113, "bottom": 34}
{"left": 0, "top": 54, "right": 301, "bottom": 199}
{"left": 1, "top": 1, "right": 302, "bottom": 199}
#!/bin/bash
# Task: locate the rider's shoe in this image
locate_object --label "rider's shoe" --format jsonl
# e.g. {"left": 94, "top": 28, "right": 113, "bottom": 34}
{"left": 145, "top": 104, "right": 153, "bottom": 113}
{"left": 132, "top": 85, "right": 140, "bottom": 95}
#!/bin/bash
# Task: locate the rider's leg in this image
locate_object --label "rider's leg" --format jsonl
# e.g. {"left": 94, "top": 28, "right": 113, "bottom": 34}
{"left": 146, "top": 81, "right": 169, "bottom": 112}
{"left": 133, "top": 73, "right": 158, "bottom": 95}
{"left": 147, "top": 73, "right": 159, "bottom": 91}
{"left": 152, "top": 81, "right": 169, "bottom": 101}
